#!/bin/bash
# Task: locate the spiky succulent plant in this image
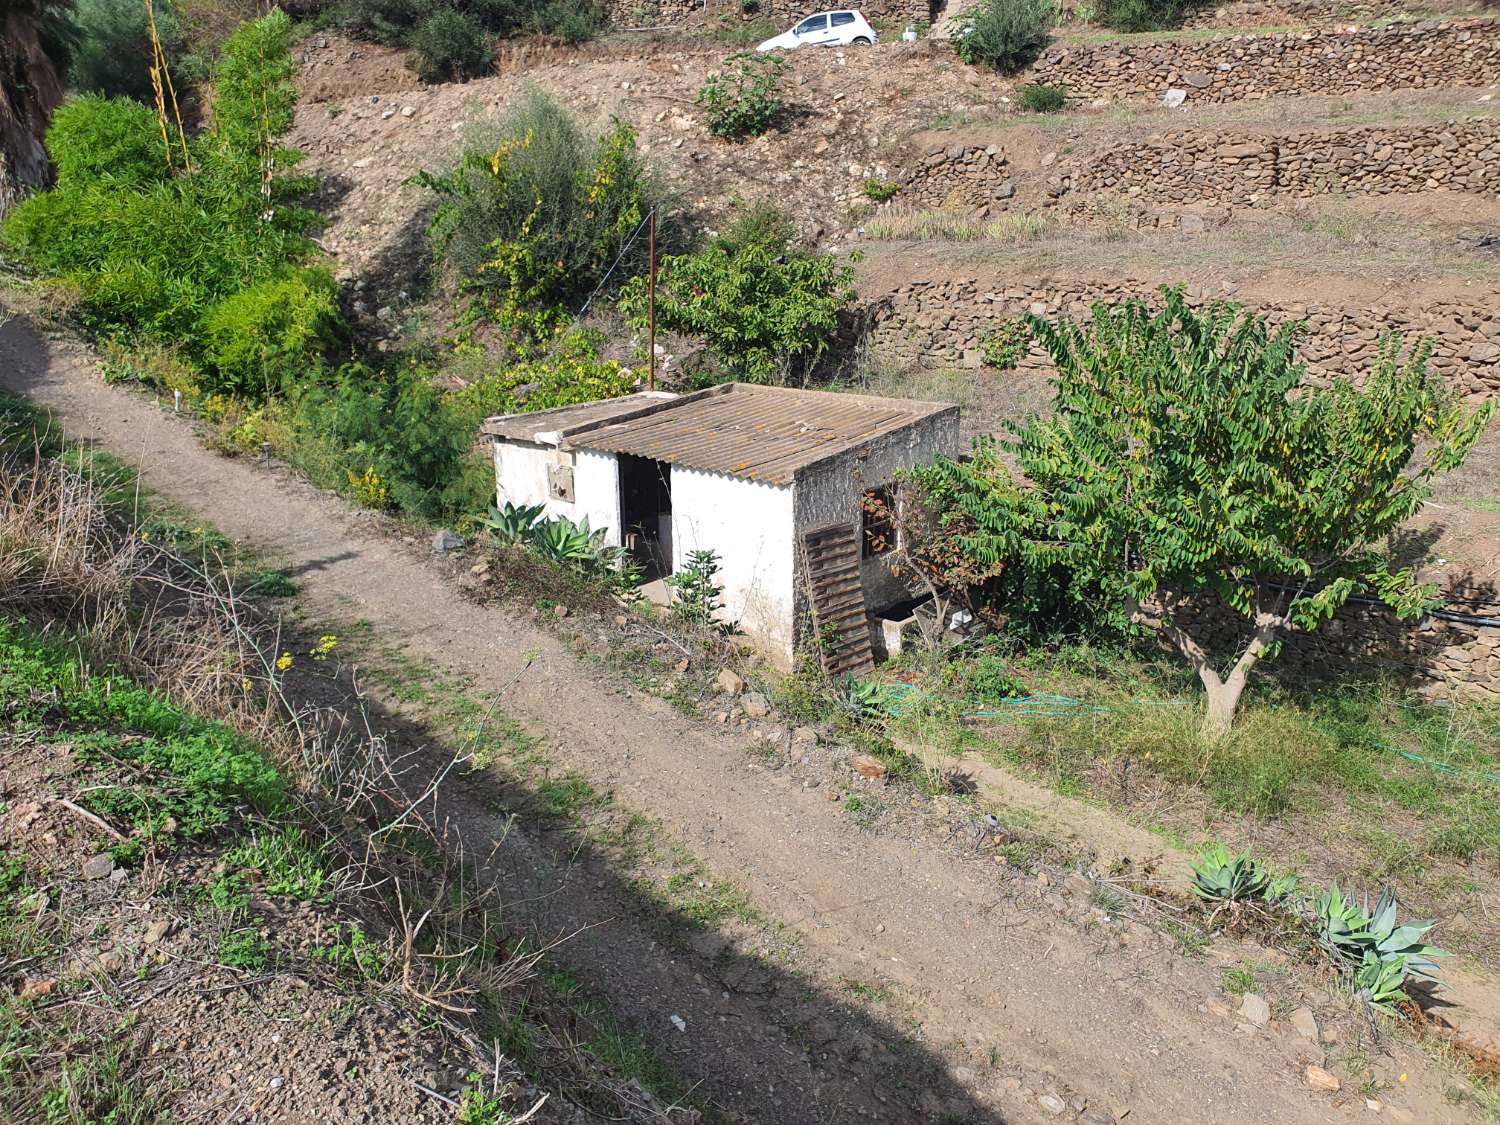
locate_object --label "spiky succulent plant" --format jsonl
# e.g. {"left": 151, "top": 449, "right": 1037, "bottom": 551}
{"left": 1188, "top": 844, "right": 1270, "bottom": 904}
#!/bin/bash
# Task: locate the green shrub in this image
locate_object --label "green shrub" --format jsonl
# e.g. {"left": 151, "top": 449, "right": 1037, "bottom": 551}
{"left": 336, "top": 0, "right": 428, "bottom": 43}
{"left": 199, "top": 269, "right": 343, "bottom": 397}
{"left": 863, "top": 178, "right": 901, "bottom": 202}
{"left": 667, "top": 550, "right": 733, "bottom": 632}
{"left": 1095, "top": 0, "right": 1183, "bottom": 31}
{"left": 338, "top": 0, "right": 602, "bottom": 48}
{"left": 954, "top": 0, "right": 1053, "bottom": 73}
{"left": 1, "top": 12, "right": 318, "bottom": 342}
{"left": 44, "top": 95, "right": 170, "bottom": 190}
{"left": 414, "top": 89, "right": 673, "bottom": 311}
{"left": 68, "top": 0, "right": 185, "bottom": 103}
{"left": 445, "top": 330, "right": 636, "bottom": 420}
{"left": 409, "top": 8, "right": 491, "bottom": 83}
{"left": 1018, "top": 82, "right": 1067, "bottom": 113}
{"left": 696, "top": 52, "right": 785, "bottom": 140}
{"left": 619, "top": 221, "right": 855, "bottom": 384}
{"left": 291, "top": 362, "right": 487, "bottom": 519}
{"left": 979, "top": 318, "right": 1030, "bottom": 369}
{"left": 532, "top": 0, "right": 603, "bottom": 41}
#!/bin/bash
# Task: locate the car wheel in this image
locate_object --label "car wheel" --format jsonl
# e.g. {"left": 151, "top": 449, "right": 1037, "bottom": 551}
{"left": 852, "top": 35, "right": 871, "bottom": 44}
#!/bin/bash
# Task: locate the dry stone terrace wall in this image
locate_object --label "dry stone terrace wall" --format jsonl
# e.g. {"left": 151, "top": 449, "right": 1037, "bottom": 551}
{"left": 605, "top": 0, "right": 927, "bottom": 30}
{"left": 1170, "top": 597, "right": 1500, "bottom": 702}
{"left": 900, "top": 143, "right": 1013, "bottom": 207}
{"left": 864, "top": 278, "right": 1500, "bottom": 399}
{"left": 1031, "top": 19, "right": 1500, "bottom": 103}
{"left": 1073, "top": 118, "right": 1500, "bottom": 204}
{"left": 1176, "top": 0, "right": 1486, "bottom": 27}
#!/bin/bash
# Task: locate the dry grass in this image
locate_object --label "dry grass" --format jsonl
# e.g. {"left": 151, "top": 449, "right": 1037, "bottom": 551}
{"left": 0, "top": 430, "right": 657, "bottom": 1113}
{"left": 867, "top": 205, "right": 1051, "bottom": 244}
{"left": 0, "top": 446, "right": 283, "bottom": 739}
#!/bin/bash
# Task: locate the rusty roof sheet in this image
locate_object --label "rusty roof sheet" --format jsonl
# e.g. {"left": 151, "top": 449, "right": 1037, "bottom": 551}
{"left": 481, "top": 393, "right": 679, "bottom": 444}
{"left": 566, "top": 384, "right": 956, "bottom": 486}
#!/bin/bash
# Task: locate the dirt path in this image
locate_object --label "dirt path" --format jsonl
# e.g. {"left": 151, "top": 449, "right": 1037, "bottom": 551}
{"left": 0, "top": 317, "right": 1474, "bottom": 1125}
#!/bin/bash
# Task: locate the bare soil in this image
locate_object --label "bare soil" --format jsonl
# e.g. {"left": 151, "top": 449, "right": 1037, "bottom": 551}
{"left": 5, "top": 311, "right": 1492, "bottom": 1123}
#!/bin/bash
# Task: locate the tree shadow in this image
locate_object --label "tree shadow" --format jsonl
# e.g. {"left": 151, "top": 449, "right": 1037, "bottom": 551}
{"left": 278, "top": 636, "right": 1014, "bottom": 1125}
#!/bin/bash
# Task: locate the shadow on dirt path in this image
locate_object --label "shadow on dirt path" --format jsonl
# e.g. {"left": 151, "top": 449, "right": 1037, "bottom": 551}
{"left": 0, "top": 314, "right": 1469, "bottom": 1125}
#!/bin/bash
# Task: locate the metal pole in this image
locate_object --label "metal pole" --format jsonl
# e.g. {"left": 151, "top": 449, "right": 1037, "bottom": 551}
{"left": 647, "top": 206, "right": 657, "bottom": 392}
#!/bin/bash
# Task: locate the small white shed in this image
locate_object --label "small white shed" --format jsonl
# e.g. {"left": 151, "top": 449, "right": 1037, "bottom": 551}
{"left": 482, "top": 383, "right": 960, "bottom": 670}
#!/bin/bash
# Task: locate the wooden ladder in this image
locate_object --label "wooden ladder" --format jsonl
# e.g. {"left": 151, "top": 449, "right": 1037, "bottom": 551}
{"left": 801, "top": 523, "right": 874, "bottom": 677}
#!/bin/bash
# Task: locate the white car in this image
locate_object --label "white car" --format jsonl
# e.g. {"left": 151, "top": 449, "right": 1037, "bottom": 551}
{"left": 756, "top": 10, "right": 879, "bottom": 51}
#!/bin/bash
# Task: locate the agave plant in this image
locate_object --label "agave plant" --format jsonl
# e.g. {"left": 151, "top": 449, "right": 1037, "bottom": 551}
{"left": 1315, "top": 880, "right": 1370, "bottom": 965}
{"left": 528, "top": 516, "right": 607, "bottom": 566}
{"left": 476, "top": 501, "right": 545, "bottom": 546}
{"left": 839, "top": 675, "right": 887, "bottom": 721}
{"left": 1317, "top": 884, "right": 1441, "bottom": 971}
{"left": 1188, "top": 843, "right": 1270, "bottom": 904}
{"left": 1263, "top": 871, "right": 1301, "bottom": 906}
{"left": 1354, "top": 951, "right": 1416, "bottom": 1016}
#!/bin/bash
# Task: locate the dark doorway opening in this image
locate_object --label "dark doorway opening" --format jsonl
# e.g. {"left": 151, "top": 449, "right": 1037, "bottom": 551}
{"left": 619, "top": 455, "right": 672, "bottom": 581}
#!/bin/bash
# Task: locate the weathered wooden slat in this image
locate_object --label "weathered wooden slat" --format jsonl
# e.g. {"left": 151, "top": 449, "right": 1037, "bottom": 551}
{"left": 801, "top": 522, "right": 873, "bottom": 677}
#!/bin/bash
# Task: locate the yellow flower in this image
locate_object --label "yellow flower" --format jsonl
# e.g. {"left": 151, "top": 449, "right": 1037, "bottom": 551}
{"left": 276, "top": 652, "right": 293, "bottom": 671}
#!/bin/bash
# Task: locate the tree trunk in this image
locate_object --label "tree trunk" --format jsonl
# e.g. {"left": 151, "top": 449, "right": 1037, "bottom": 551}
{"left": 1199, "top": 671, "right": 1246, "bottom": 742}
{"left": 1141, "top": 596, "right": 1281, "bottom": 741}
{"left": 0, "top": 8, "right": 68, "bottom": 217}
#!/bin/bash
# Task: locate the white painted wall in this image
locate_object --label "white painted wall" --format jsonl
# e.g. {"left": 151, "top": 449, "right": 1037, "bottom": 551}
{"left": 493, "top": 440, "right": 622, "bottom": 546}
{"left": 671, "top": 468, "right": 796, "bottom": 665}
{"left": 574, "top": 450, "right": 622, "bottom": 547}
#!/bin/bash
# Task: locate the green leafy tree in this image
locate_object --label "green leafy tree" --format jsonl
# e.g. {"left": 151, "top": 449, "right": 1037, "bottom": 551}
{"left": 933, "top": 287, "right": 1492, "bottom": 738}
{"left": 619, "top": 217, "right": 856, "bottom": 385}
{"left": 696, "top": 52, "right": 784, "bottom": 140}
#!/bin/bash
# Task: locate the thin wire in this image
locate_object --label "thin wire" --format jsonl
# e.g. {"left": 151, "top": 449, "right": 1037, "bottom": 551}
{"left": 574, "top": 208, "right": 654, "bottom": 324}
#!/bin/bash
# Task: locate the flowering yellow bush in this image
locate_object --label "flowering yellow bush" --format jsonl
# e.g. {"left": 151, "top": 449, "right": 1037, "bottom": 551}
{"left": 347, "top": 467, "right": 392, "bottom": 510}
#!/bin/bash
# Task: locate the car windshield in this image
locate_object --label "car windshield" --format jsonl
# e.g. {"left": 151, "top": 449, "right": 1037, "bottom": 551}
{"left": 795, "top": 15, "right": 827, "bottom": 32}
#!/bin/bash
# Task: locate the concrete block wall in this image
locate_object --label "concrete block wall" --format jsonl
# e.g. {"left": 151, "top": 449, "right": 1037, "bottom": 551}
{"left": 1030, "top": 19, "right": 1500, "bottom": 103}
{"left": 862, "top": 277, "right": 1500, "bottom": 399}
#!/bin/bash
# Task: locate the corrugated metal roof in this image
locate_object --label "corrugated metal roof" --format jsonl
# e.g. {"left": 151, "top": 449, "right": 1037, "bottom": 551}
{"left": 481, "top": 392, "right": 679, "bottom": 444}
{"left": 566, "top": 384, "right": 956, "bottom": 485}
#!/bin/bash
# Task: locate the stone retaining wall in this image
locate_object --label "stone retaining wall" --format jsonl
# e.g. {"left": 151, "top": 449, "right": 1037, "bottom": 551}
{"left": 1031, "top": 19, "right": 1500, "bottom": 103}
{"left": 1170, "top": 596, "right": 1500, "bottom": 702}
{"left": 1072, "top": 118, "right": 1500, "bottom": 204}
{"left": 863, "top": 277, "right": 1500, "bottom": 399}
{"left": 900, "top": 142, "right": 1013, "bottom": 208}
{"left": 1177, "top": 0, "right": 1484, "bottom": 29}
{"left": 605, "top": 0, "right": 927, "bottom": 31}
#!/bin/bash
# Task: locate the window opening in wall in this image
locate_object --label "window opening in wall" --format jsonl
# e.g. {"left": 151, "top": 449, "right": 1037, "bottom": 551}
{"left": 861, "top": 484, "right": 897, "bottom": 559}
{"left": 619, "top": 454, "right": 674, "bottom": 581}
